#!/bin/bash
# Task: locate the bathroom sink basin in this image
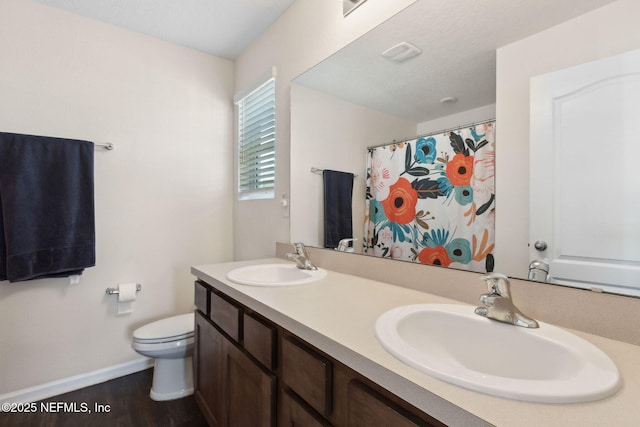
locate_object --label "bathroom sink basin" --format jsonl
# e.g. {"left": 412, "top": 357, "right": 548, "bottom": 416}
{"left": 375, "top": 304, "right": 621, "bottom": 403}
{"left": 226, "top": 263, "right": 327, "bottom": 287}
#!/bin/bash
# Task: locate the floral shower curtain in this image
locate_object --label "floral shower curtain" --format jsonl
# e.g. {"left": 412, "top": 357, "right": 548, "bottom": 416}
{"left": 364, "top": 121, "right": 495, "bottom": 272}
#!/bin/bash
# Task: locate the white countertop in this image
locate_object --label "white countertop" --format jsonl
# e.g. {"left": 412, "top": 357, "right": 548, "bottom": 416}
{"left": 192, "top": 258, "right": 640, "bottom": 427}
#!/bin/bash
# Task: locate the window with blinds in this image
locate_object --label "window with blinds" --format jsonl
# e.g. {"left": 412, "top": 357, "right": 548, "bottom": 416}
{"left": 236, "top": 77, "right": 276, "bottom": 200}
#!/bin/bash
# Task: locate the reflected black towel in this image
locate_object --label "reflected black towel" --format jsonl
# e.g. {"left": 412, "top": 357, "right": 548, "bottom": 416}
{"left": 0, "top": 132, "right": 95, "bottom": 282}
{"left": 323, "top": 169, "right": 354, "bottom": 249}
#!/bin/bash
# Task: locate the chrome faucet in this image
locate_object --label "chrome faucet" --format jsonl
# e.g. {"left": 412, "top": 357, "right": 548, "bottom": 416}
{"left": 336, "top": 238, "right": 356, "bottom": 252}
{"left": 286, "top": 242, "right": 318, "bottom": 270}
{"left": 528, "top": 260, "right": 549, "bottom": 282}
{"left": 474, "top": 273, "right": 539, "bottom": 328}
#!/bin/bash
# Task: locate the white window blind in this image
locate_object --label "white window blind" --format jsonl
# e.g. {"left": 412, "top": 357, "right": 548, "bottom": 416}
{"left": 236, "top": 77, "right": 276, "bottom": 200}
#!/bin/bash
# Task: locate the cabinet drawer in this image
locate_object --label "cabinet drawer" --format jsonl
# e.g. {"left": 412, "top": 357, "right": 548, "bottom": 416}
{"left": 243, "top": 312, "right": 276, "bottom": 370}
{"left": 194, "top": 281, "right": 210, "bottom": 315}
{"left": 210, "top": 291, "right": 241, "bottom": 342}
{"left": 282, "top": 335, "right": 332, "bottom": 417}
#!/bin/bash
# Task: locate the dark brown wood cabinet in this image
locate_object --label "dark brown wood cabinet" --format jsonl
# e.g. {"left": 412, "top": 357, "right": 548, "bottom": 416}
{"left": 193, "top": 279, "right": 446, "bottom": 427}
{"left": 194, "top": 280, "right": 276, "bottom": 427}
{"left": 194, "top": 310, "right": 224, "bottom": 427}
{"left": 194, "top": 310, "right": 276, "bottom": 427}
{"left": 279, "top": 388, "right": 330, "bottom": 427}
{"left": 281, "top": 335, "right": 333, "bottom": 418}
{"left": 224, "top": 338, "right": 276, "bottom": 426}
{"left": 347, "top": 380, "right": 425, "bottom": 427}
{"left": 243, "top": 312, "right": 277, "bottom": 371}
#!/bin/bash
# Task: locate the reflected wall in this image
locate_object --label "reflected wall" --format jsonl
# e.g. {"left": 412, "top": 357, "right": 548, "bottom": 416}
{"left": 494, "top": 0, "right": 640, "bottom": 284}
{"left": 290, "top": 84, "right": 415, "bottom": 249}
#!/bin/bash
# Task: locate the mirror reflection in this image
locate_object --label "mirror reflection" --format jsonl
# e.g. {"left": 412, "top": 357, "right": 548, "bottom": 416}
{"left": 363, "top": 122, "right": 496, "bottom": 274}
{"left": 290, "top": 0, "right": 640, "bottom": 297}
{"left": 527, "top": 47, "right": 640, "bottom": 297}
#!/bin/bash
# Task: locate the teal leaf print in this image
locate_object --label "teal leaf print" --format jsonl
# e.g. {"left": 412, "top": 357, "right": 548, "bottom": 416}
{"left": 471, "top": 127, "right": 486, "bottom": 141}
{"left": 424, "top": 228, "right": 450, "bottom": 247}
{"left": 436, "top": 176, "right": 453, "bottom": 197}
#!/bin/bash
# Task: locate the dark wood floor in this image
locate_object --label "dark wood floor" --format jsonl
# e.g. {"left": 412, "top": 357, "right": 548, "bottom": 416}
{"left": 0, "top": 369, "right": 208, "bottom": 427}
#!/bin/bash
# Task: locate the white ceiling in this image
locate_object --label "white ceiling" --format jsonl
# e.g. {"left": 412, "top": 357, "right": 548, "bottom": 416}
{"left": 32, "top": 0, "right": 297, "bottom": 59}
{"left": 32, "top": 0, "right": 618, "bottom": 122}
{"left": 295, "top": 0, "right": 618, "bottom": 123}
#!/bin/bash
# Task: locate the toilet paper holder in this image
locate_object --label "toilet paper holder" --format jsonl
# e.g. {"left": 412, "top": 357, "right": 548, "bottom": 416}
{"left": 105, "top": 284, "right": 142, "bottom": 295}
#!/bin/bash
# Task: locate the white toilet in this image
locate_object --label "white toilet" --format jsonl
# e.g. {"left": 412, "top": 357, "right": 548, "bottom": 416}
{"left": 131, "top": 312, "right": 195, "bottom": 401}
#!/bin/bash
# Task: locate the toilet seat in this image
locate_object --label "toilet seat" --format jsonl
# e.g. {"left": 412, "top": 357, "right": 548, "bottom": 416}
{"left": 133, "top": 313, "right": 194, "bottom": 344}
{"left": 132, "top": 335, "right": 194, "bottom": 357}
{"left": 133, "top": 333, "right": 193, "bottom": 345}
{"left": 131, "top": 312, "right": 195, "bottom": 401}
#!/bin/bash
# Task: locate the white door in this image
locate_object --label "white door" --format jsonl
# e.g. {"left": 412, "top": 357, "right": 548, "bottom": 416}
{"left": 530, "top": 49, "right": 640, "bottom": 295}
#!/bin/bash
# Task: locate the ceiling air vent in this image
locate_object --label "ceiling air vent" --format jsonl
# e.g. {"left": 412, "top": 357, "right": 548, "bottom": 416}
{"left": 381, "top": 42, "right": 422, "bottom": 63}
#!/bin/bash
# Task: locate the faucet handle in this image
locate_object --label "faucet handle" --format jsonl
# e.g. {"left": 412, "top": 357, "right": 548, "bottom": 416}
{"left": 293, "top": 242, "right": 308, "bottom": 257}
{"left": 290, "top": 242, "right": 317, "bottom": 270}
{"left": 480, "top": 273, "right": 511, "bottom": 299}
{"left": 336, "top": 238, "right": 356, "bottom": 252}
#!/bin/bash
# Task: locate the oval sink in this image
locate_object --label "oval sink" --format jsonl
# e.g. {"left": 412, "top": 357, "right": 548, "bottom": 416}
{"left": 226, "top": 263, "right": 327, "bottom": 287}
{"left": 375, "top": 304, "right": 621, "bottom": 403}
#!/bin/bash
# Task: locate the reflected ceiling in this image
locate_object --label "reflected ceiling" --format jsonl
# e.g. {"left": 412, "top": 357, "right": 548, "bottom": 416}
{"left": 295, "top": 0, "right": 617, "bottom": 123}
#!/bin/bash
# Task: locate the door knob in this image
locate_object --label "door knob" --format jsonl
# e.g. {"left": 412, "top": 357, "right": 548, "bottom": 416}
{"left": 533, "top": 240, "right": 547, "bottom": 251}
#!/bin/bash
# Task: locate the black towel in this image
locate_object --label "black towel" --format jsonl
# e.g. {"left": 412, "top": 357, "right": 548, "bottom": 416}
{"left": 323, "top": 169, "right": 354, "bottom": 249}
{"left": 0, "top": 132, "right": 95, "bottom": 282}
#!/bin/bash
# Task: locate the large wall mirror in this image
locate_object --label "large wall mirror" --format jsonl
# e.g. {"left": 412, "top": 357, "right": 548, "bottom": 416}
{"left": 290, "top": 0, "right": 640, "bottom": 298}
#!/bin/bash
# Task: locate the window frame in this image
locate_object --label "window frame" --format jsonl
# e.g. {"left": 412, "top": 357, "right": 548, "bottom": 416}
{"left": 234, "top": 69, "right": 277, "bottom": 201}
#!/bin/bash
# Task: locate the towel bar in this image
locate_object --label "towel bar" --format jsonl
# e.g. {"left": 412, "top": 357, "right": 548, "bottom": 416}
{"left": 95, "top": 142, "right": 114, "bottom": 150}
{"left": 105, "top": 284, "right": 141, "bottom": 295}
{"left": 310, "top": 167, "right": 358, "bottom": 177}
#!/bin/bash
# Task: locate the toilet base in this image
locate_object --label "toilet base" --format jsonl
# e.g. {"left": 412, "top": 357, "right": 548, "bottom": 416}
{"left": 149, "top": 356, "right": 194, "bottom": 401}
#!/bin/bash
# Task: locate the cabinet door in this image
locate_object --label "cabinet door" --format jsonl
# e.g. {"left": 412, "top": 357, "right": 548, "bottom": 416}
{"left": 279, "top": 388, "right": 330, "bottom": 427}
{"left": 224, "top": 339, "right": 276, "bottom": 427}
{"left": 281, "top": 335, "right": 333, "bottom": 417}
{"left": 194, "top": 312, "right": 224, "bottom": 427}
{"left": 347, "top": 380, "right": 425, "bottom": 427}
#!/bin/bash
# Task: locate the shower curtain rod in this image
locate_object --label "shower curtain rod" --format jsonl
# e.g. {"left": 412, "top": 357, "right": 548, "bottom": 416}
{"left": 367, "top": 118, "right": 495, "bottom": 151}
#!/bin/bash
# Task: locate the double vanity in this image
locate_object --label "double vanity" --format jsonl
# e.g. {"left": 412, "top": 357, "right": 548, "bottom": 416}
{"left": 191, "top": 255, "right": 640, "bottom": 426}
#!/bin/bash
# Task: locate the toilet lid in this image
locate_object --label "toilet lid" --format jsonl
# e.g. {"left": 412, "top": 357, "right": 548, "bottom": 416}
{"left": 133, "top": 312, "right": 194, "bottom": 341}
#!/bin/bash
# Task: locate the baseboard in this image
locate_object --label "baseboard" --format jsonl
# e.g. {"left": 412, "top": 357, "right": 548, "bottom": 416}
{"left": 0, "top": 358, "right": 153, "bottom": 405}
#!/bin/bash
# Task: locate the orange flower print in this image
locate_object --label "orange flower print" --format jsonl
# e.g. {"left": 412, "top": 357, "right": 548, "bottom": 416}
{"left": 381, "top": 178, "right": 418, "bottom": 225}
{"left": 446, "top": 153, "right": 474, "bottom": 186}
{"left": 417, "top": 246, "right": 452, "bottom": 266}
